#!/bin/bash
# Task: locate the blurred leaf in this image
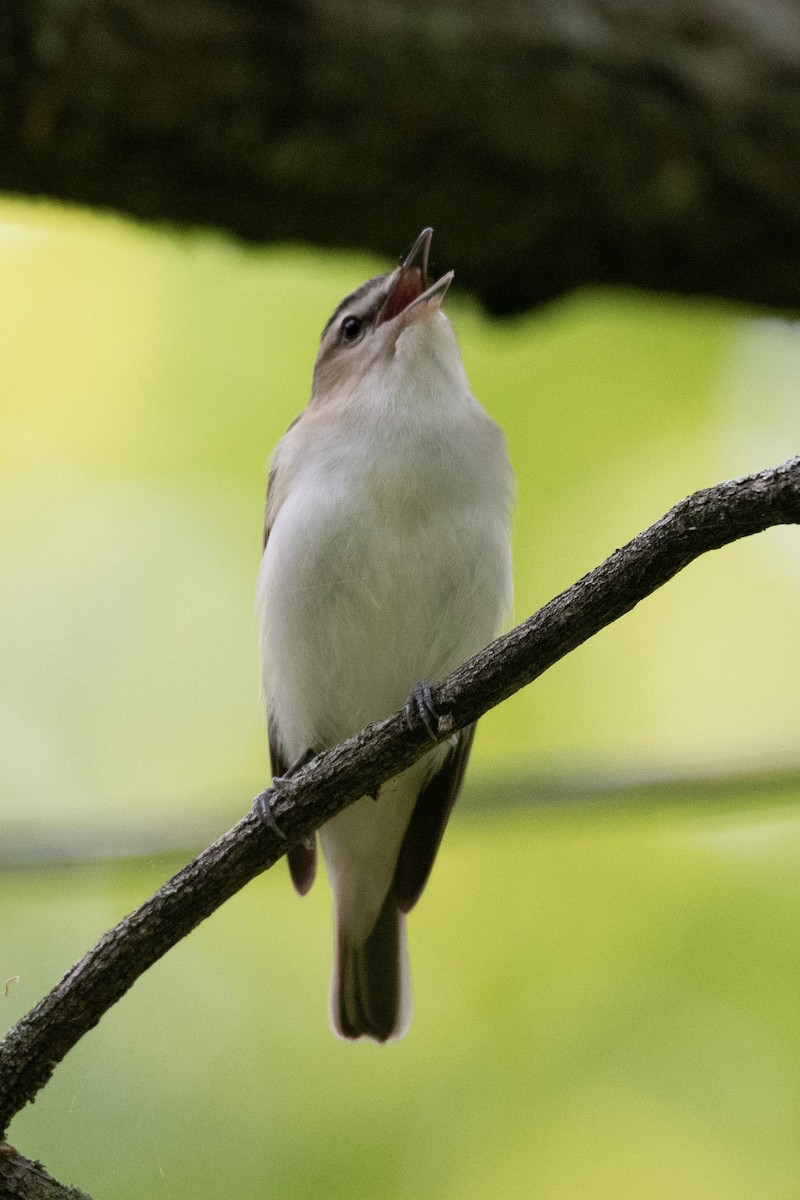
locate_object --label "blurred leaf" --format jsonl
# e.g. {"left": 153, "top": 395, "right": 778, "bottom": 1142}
{"left": 2, "top": 198, "right": 798, "bottom": 833}
{"left": 4, "top": 797, "right": 800, "bottom": 1198}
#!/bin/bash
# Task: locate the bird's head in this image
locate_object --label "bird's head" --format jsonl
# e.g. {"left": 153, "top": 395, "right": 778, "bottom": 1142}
{"left": 311, "top": 228, "right": 459, "bottom": 405}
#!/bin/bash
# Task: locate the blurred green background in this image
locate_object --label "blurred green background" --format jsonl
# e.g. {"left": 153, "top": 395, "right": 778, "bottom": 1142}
{"left": 2, "top": 196, "right": 800, "bottom": 1198}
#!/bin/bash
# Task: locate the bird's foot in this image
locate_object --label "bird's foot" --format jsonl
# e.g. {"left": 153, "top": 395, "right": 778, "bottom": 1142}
{"left": 404, "top": 681, "right": 450, "bottom": 742}
{"left": 272, "top": 748, "right": 316, "bottom": 787}
{"left": 253, "top": 788, "right": 287, "bottom": 839}
{"left": 253, "top": 748, "right": 316, "bottom": 838}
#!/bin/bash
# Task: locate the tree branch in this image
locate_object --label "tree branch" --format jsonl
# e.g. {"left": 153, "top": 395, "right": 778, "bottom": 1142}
{"left": 1, "top": 456, "right": 799, "bottom": 1191}
{"left": 4, "top": 0, "right": 800, "bottom": 313}
{"left": 0, "top": 1145, "right": 91, "bottom": 1200}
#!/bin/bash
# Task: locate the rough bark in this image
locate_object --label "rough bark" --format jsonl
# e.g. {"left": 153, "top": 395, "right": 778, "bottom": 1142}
{"left": 0, "top": 1146, "right": 90, "bottom": 1200}
{"left": 2, "top": 0, "right": 800, "bottom": 313}
{"left": 1, "top": 457, "right": 799, "bottom": 1199}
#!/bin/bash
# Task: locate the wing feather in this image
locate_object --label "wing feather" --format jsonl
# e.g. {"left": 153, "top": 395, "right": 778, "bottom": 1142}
{"left": 263, "top": 443, "right": 317, "bottom": 897}
{"left": 393, "top": 725, "right": 476, "bottom": 912}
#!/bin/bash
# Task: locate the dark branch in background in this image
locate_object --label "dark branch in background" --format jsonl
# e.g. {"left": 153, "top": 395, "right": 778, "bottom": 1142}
{"left": 3, "top": 0, "right": 800, "bottom": 314}
{"left": 1, "top": 456, "right": 799, "bottom": 1200}
{"left": 1, "top": 8, "right": 798, "bottom": 1196}
{"left": 8, "top": 755, "right": 800, "bottom": 868}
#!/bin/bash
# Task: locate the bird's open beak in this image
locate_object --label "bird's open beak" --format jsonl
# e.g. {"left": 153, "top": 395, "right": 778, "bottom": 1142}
{"left": 377, "top": 228, "right": 453, "bottom": 327}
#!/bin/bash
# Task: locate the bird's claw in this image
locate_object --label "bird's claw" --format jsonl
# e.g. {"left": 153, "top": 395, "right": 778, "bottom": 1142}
{"left": 253, "top": 747, "right": 317, "bottom": 838}
{"left": 252, "top": 788, "right": 287, "bottom": 839}
{"left": 404, "top": 681, "right": 447, "bottom": 743}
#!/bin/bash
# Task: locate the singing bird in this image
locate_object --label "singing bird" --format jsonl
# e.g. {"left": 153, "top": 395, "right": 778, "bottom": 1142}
{"left": 257, "top": 229, "right": 513, "bottom": 1042}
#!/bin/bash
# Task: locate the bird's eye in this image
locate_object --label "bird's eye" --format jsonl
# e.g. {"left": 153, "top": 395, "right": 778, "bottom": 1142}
{"left": 340, "top": 315, "right": 363, "bottom": 342}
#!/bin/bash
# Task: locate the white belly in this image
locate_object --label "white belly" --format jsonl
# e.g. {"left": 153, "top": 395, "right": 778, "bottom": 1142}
{"left": 257, "top": 338, "right": 513, "bottom": 991}
{"left": 258, "top": 424, "right": 511, "bottom": 762}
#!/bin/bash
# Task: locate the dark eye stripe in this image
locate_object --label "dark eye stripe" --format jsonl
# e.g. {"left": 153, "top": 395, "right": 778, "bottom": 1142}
{"left": 320, "top": 273, "right": 391, "bottom": 338}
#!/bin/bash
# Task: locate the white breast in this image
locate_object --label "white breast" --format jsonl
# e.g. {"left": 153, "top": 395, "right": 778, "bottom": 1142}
{"left": 258, "top": 317, "right": 513, "bottom": 765}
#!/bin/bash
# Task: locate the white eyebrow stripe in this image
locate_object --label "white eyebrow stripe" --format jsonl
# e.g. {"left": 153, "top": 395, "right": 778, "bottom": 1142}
{"left": 320, "top": 272, "right": 395, "bottom": 339}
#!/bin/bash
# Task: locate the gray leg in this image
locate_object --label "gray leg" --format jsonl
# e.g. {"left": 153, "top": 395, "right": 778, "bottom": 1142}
{"left": 253, "top": 748, "right": 316, "bottom": 837}
{"left": 404, "top": 681, "right": 441, "bottom": 742}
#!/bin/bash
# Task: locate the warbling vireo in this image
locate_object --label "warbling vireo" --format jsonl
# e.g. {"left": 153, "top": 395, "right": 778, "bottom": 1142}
{"left": 257, "top": 228, "right": 514, "bottom": 1041}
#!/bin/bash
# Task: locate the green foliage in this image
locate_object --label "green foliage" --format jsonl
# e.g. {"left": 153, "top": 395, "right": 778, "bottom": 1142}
{"left": 5, "top": 795, "right": 800, "bottom": 1199}
{"left": 1, "top": 198, "right": 800, "bottom": 1197}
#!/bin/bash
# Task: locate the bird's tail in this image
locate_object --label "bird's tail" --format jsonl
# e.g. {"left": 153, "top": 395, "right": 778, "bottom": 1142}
{"left": 330, "top": 889, "right": 412, "bottom": 1043}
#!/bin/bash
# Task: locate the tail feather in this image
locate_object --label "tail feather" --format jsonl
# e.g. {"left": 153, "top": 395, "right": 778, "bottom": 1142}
{"left": 331, "top": 890, "right": 412, "bottom": 1043}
